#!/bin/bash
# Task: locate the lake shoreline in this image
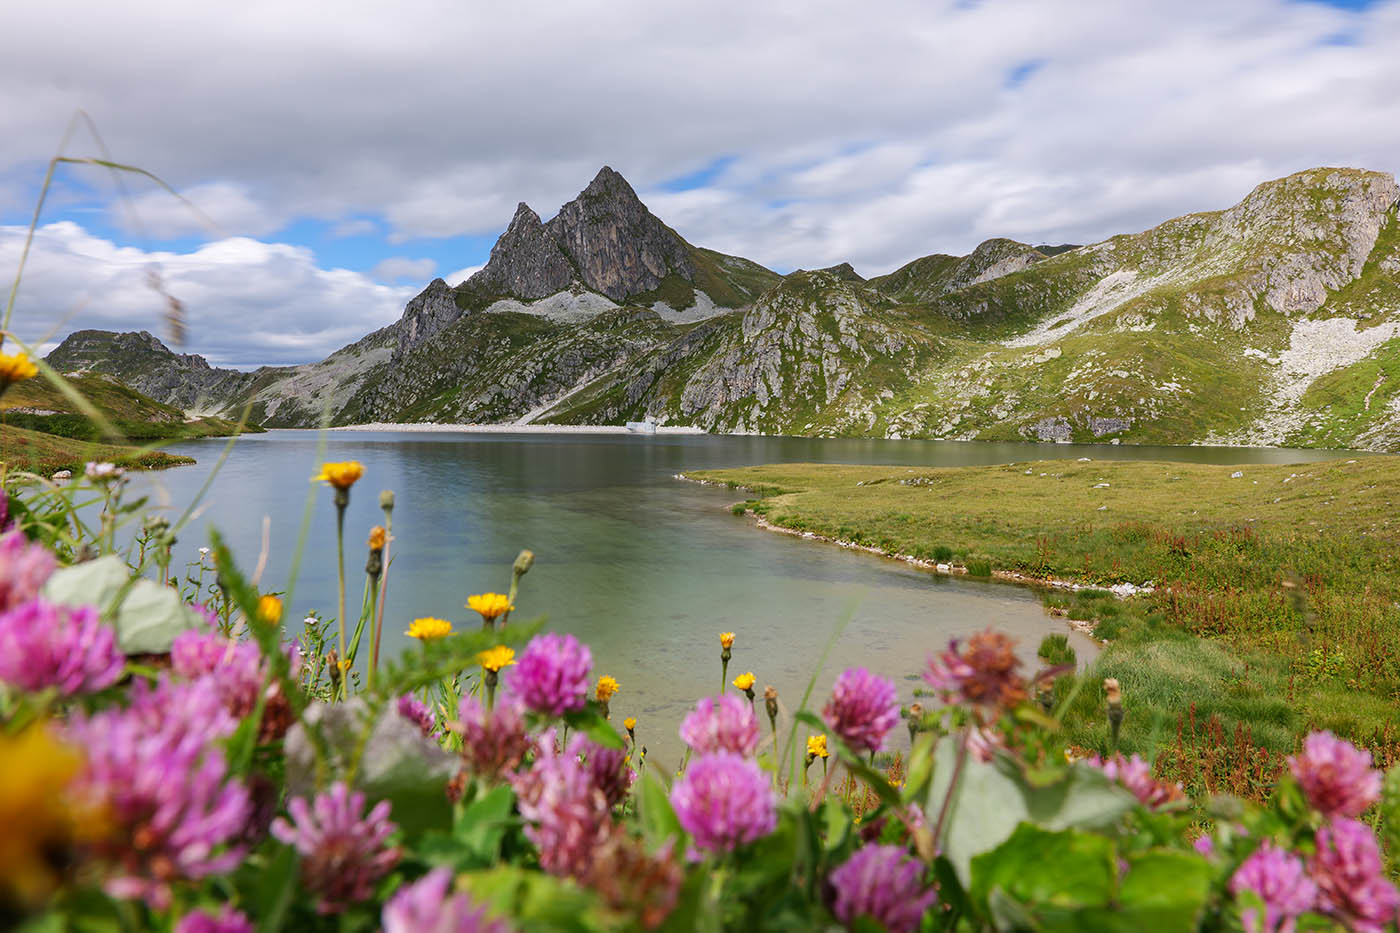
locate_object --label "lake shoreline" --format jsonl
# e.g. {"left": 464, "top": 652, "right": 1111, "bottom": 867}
{"left": 327, "top": 422, "right": 708, "bottom": 435}
{"left": 676, "top": 471, "right": 1120, "bottom": 638}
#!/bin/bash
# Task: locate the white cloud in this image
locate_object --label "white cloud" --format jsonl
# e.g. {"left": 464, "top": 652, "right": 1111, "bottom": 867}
{"left": 2, "top": 222, "right": 414, "bottom": 368}
{"left": 0, "top": 0, "right": 1395, "bottom": 330}
{"left": 445, "top": 264, "right": 483, "bottom": 286}
{"left": 117, "top": 181, "right": 283, "bottom": 239}
{"left": 370, "top": 256, "right": 436, "bottom": 282}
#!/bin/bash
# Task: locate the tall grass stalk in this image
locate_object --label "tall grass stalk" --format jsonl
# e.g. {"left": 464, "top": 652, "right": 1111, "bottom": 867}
{"left": 369, "top": 494, "right": 394, "bottom": 687}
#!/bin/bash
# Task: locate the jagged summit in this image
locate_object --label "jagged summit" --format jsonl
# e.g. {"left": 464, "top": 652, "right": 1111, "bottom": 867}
{"left": 459, "top": 166, "right": 695, "bottom": 306}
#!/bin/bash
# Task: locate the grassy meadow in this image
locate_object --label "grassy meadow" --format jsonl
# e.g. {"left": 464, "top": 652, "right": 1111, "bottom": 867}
{"left": 0, "top": 422, "right": 194, "bottom": 475}
{"left": 691, "top": 455, "right": 1400, "bottom": 798}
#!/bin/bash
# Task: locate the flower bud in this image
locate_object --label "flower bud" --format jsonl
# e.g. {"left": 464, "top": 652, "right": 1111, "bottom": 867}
{"left": 379, "top": 489, "right": 395, "bottom": 512}
{"left": 513, "top": 549, "right": 535, "bottom": 576}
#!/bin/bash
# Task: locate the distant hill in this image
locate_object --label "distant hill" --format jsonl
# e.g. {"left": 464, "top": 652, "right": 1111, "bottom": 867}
{"left": 47, "top": 166, "right": 1400, "bottom": 450}
{"left": 1, "top": 368, "right": 258, "bottom": 441}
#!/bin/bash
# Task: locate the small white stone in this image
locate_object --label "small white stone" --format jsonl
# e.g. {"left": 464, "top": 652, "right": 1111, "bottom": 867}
{"left": 1231, "top": 471, "right": 1244, "bottom": 478}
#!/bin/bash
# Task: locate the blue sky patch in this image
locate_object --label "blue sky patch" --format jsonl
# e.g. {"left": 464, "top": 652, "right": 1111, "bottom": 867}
{"left": 659, "top": 155, "right": 737, "bottom": 192}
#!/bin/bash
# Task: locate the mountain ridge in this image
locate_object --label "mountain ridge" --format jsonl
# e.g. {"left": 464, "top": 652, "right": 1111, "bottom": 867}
{"left": 44, "top": 165, "right": 1400, "bottom": 450}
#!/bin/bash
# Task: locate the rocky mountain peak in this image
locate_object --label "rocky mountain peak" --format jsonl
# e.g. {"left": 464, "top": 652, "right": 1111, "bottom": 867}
{"left": 506, "top": 201, "right": 543, "bottom": 233}
{"left": 580, "top": 165, "right": 635, "bottom": 200}
{"left": 457, "top": 166, "right": 696, "bottom": 306}
{"left": 395, "top": 278, "right": 463, "bottom": 356}
{"left": 548, "top": 166, "right": 695, "bottom": 301}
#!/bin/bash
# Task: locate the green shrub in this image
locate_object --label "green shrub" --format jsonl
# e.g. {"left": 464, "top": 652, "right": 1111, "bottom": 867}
{"left": 965, "top": 558, "right": 993, "bottom": 577}
{"left": 1038, "top": 633, "right": 1077, "bottom": 667}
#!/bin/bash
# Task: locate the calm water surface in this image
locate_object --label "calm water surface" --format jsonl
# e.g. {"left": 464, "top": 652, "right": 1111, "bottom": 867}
{"left": 137, "top": 431, "right": 1354, "bottom": 765}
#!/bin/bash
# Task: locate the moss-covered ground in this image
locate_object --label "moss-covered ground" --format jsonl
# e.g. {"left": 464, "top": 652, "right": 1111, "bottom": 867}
{"left": 691, "top": 456, "right": 1400, "bottom": 798}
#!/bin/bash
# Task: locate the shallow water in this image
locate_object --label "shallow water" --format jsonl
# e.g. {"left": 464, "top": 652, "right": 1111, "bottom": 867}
{"left": 136, "top": 431, "right": 1355, "bottom": 764}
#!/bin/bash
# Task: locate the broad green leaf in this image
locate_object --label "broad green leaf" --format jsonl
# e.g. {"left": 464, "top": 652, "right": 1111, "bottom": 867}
{"left": 926, "top": 735, "right": 1136, "bottom": 885}
{"left": 970, "top": 824, "right": 1118, "bottom": 917}
{"left": 1111, "top": 849, "right": 1213, "bottom": 929}
{"left": 43, "top": 555, "right": 203, "bottom": 653}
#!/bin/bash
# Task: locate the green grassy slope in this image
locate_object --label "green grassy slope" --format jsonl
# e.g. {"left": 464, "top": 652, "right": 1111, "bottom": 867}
{"left": 0, "top": 423, "right": 194, "bottom": 475}
{"left": 2, "top": 372, "right": 258, "bottom": 440}
{"left": 692, "top": 457, "right": 1400, "bottom": 785}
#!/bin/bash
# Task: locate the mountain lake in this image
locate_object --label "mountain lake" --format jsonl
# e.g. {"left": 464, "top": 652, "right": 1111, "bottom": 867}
{"left": 135, "top": 430, "right": 1359, "bottom": 765}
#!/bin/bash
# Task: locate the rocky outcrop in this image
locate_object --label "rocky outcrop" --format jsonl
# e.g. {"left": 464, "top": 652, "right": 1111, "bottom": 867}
{"left": 471, "top": 203, "right": 575, "bottom": 301}
{"left": 395, "top": 278, "right": 462, "bottom": 356}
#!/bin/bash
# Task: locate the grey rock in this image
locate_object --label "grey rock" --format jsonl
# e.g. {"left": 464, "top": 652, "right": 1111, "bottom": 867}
{"left": 1027, "top": 417, "right": 1073, "bottom": 441}
{"left": 471, "top": 203, "right": 575, "bottom": 301}
{"left": 396, "top": 278, "right": 465, "bottom": 356}
{"left": 1088, "top": 416, "right": 1132, "bottom": 436}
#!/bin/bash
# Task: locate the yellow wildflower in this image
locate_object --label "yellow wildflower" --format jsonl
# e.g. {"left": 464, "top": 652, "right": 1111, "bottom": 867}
{"left": 596, "top": 675, "right": 620, "bottom": 702}
{"left": 719, "top": 632, "right": 735, "bottom": 649}
{"left": 311, "top": 460, "right": 364, "bottom": 490}
{"left": 478, "top": 645, "right": 516, "bottom": 672}
{"left": 0, "top": 351, "right": 38, "bottom": 391}
{"left": 256, "top": 594, "right": 283, "bottom": 625}
{"left": 406, "top": 617, "right": 453, "bottom": 641}
{"left": 807, "top": 735, "right": 829, "bottom": 759}
{"left": 732, "top": 672, "right": 756, "bottom": 691}
{"left": 368, "top": 526, "right": 386, "bottom": 550}
{"left": 0, "top": 725, "right": 104, "bottom": 907}
{"left": 623, "top": 717, "right": 637, "bottom": 732}
{"left": 467, "top": 593, "right": 514, "bottom": 622}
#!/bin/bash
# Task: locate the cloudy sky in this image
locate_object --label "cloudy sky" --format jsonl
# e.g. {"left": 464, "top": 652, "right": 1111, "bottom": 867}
{"left": 3, "top": 0, "right": 1397, "bottom": 368}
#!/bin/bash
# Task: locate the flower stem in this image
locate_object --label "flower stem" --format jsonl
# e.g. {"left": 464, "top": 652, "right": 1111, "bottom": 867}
{"left": 370, "top": 508, "right": 393, "bottom": 688}
{"left": 720, "top": 658, "right": 728, "bottom": 696}
{"left": 334, "top": 496, "right": 348, "bottom": 699}
{"left": 810, "top": 757, "right": 837, "bottom": 810}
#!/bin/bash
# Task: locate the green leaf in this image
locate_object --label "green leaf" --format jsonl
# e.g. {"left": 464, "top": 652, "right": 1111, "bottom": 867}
{"left": 455, "top": 784, "right": 516, "bottom": 865}
{"left": 970, "top": 824, "right": 1118, "bottom": 919}
{"left": 639, "top": 769, "right": 683, "bottom": 849}
{"left": 458, "top": 865, "right": 608, "bottom": 932}
{"left": 901, "top": 731, "right": 937, "bottom": 805}
{"left": 43, "top": 555, "right": 204, "bottom": 653}
{"left": 821, "top": 796, "right": 853, "bottom": 852}
{"left": 251, "top": 845, "right": 300, "bottom": 933}
{"left": 1111, "top": 850, "right": 1213, "bottom": 928}
{"left": 926, "top": 735, "right": 1136, "bottom": 886}
{"left": 563, "top": 706, "right": 625, "bottom": 750}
